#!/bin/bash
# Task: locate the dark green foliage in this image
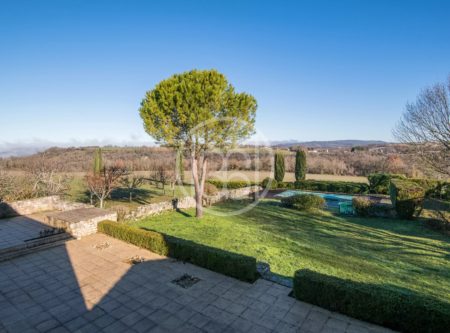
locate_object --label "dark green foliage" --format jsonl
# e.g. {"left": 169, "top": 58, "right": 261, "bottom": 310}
{"left": 261, "top": 177, "right": 278, "bottom": 189}
{"left": 389, "top": 179, "right": 426, "bottom": 219}
{"left": 280, "top": 194, "right": 325, "bottom": 211}
{"left": 409, "top": 178, "right": 450, "bottom": 201}
{"left": 93, "top": 148, "right": 103, "bottom": 174}
{"left": 426, "top": 218, "right": 450, "bottom": 236}
{"left": 207, "top": 179, "right": 257, "bottom": 189}
{"left": 98, "top": 221, "right": 257, "bottom": 282}
{"left": 274, "top": 152, "right": 285, "bottom": 182}
{"left": 368, "top": 173, "right": 405, "bottom": 194}
{"left": 293, "top": 269, "right": 450, "bottom": 333}
{"left": 294, "top": 150, "right": 307, "bottom": 182}
{"left": 294, "top": 180, "right": 369, "bottom": 194}
{"left": 352, "top": 197, "right": 372, "bottom": 217}
{"left": 352, "top": 197, "right": 394, "bottom": 218}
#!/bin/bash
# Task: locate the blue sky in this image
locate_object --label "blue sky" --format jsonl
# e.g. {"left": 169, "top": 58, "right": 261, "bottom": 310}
{"left": 1, "top": 0, "right": 449, "bottom": 149}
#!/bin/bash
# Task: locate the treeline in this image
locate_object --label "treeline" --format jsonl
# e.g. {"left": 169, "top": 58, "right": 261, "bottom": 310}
{"left": 0, "top": 145, "right": 431, "bottom": 178}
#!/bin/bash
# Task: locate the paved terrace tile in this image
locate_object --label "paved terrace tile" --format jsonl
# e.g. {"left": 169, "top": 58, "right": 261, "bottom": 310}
{"left": 0, "top": 234, "right": 397, "bottom": 333}
{"left": 0, "top": 214, "right": 54, "bottom": 250}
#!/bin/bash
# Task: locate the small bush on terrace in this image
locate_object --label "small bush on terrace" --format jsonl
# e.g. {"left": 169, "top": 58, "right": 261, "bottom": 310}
{"left": 98, "top": 221, "right": 257, "bottom": 282}
{"left": 389, "top": 179, "right": 425, "bottom": 219}
{"left": 280, "top": 194, "right": 325, "bottom": 211}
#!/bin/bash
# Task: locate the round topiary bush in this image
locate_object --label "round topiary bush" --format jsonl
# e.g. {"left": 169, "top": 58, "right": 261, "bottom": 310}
{"left": 262, "top": 177, "right": 278, "bottom": 189}
{"left": 280, "top": 194, "right": 325, "bottom": 211}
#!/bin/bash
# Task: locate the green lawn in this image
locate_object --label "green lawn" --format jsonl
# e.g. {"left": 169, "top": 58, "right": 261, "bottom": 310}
{"left": 65, "top": 176, "right": 194, "bottom": 209}
{"left": 132, "top": 200, "right": 450, "bottom": 303}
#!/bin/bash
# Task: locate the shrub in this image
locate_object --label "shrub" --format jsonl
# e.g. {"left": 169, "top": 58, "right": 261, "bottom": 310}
{"left": 274, "top": 152, "right": 285, "bottom": 182}
{"left": 261, "top": 177, "right": 278, "bottom": 189}
{"left": 98, "top": 221, "right": 257, "bottom": 282}
{"left": 425, "top": 218, "right": 450, "bottom": 236}
{"left": 352, "top": 197, "right": 394, "bottom": 218}
{"left": 280, "top": 194, "right": 325, "bottom": 211}
{"left": 204, "top": 183, "right": 219, "bottom": 196}
{"left": 409, "top": 178, "right": 450, "bottom": 201}
{"left": 207, "top": 179, "right": 256, "bottom": 190}
{"left": 293, "top": 269, "right": 450, "bottom": 333}
{"left": 368, "top": 173, "right": 405, "bottom": 194}
{"left": 352, "top": 197, "right": 372, "bottom": 217}
{"left": 294, "top": 180, "right": 369, "bottom": 194}
{"left": 389, "top": 179, "right": 425, "bottom": 219}
{"left": 294, "top": 150, "right": 307, "bottom": 182}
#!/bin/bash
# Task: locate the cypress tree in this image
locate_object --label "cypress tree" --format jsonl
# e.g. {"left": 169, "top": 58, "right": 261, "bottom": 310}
{"left": 295, "top": 150, "right": 307, "bottom": 181}
{"left": 175, "top": 147, "right": 184, "bottom": 184}
{"left": 93, "top": 148, "right": 103, "bottom": 174}
{"left": 274, "top": 152, "right": 285, "bottom": 182}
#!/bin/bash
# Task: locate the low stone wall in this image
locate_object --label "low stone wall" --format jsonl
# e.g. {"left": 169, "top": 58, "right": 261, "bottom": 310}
{"left": 0, "top": 196, "right": 91, "bottom": 218}
{"left": 46, "top": 208, "right": 117, "bottom": 239}
{"left": 123, "top": 186, "right": 261, "bottom": 220}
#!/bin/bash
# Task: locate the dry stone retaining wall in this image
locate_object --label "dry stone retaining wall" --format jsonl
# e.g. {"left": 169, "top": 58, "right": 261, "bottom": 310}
{"left": 123, "top": 186, "right": 261, "bottom": 220}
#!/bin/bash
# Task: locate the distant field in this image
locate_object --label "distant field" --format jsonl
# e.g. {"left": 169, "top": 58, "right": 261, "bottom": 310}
{"left": 204, "top": 171, "right": 368, "bottom": 183}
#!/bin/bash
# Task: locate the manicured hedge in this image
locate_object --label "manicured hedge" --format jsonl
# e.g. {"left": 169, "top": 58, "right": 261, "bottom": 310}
{"left": 293, "top": 269, "right": 450, "bottom": 333}
{"left": 293, "top": 180, "right": 369, "bottom": 194}
{"left": 280, "top": 194, "right": 325, "bottom": 211}
{"left": 207, "top": 179, "right": 257, "bottom": 190}
{"left": 368, "top": 173, "right": 405, "bottom": 194}
{"left": 98, "top": 221, "right": 257, "bottom": 282}
{"left": 389, "top": 179, "right": 425, "bottom": 219}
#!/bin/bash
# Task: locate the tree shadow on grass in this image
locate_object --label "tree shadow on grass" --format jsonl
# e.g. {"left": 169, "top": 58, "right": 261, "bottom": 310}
{"left": 175, "top": 209, "right": 192, "bottom": 218}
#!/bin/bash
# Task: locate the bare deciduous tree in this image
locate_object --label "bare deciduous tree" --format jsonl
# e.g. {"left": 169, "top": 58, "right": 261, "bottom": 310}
{"left": 85, "top": 165, "right": 127, "bottom": 208}
{"left": 393, "top": 76, "right": 450, "bottom": 177}
{"left": 120, "top": 174, "right": 144, "bottom": 202}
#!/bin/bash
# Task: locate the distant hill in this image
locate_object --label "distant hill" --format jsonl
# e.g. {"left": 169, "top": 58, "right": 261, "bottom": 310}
{"left": 270, "top": 140, "right": 388, "bottom": 148}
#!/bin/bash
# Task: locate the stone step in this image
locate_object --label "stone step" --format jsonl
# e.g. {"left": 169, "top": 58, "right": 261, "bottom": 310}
{"left": 0, "top": 233, "right": 72, "bottom": 262}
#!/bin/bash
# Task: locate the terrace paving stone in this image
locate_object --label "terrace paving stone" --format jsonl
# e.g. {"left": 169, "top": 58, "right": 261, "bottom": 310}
{"left": 0, "top": 233, "right": 396, "bottom": 333}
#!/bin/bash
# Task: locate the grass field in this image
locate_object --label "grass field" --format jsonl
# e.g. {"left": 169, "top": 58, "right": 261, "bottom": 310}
{"left": 132, "top": 200, "right": 450, "bottom": 304}
{"left": 205, "top": 171, "right": 368, "bottom": 183}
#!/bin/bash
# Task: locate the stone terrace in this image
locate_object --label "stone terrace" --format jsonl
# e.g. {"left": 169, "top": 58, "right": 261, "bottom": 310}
{"left": 0, "top": 234, "right": 396, "bottom": 333}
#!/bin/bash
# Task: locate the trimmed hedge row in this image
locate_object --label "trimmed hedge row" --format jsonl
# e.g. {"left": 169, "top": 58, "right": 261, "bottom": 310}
{"left": 389, "top": 179, "right": 426, "bottom": 219}
{"left": 98, "top": 221, "right": 257, "bottom": 282}
{"left": 293, "top": 180, "right": 369, "bottom": 194}
{"left": 207, "top": 179, "right": 257, "bottom": 189}
{"left": 293, "top": 269, "right": 450, "bottom": 333}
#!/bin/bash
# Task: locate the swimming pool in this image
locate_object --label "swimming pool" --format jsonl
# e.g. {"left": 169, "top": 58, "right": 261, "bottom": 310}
{"left": 275, "top": 190, "right": 354, "bottom": 202}
{"left": 275, "top": 190, "right": 355, "bottom": 213}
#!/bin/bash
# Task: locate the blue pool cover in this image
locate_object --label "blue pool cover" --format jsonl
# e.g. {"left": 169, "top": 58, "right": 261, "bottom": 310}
{"left": 275, "top": 190, "right": 354, "bottom": 202}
